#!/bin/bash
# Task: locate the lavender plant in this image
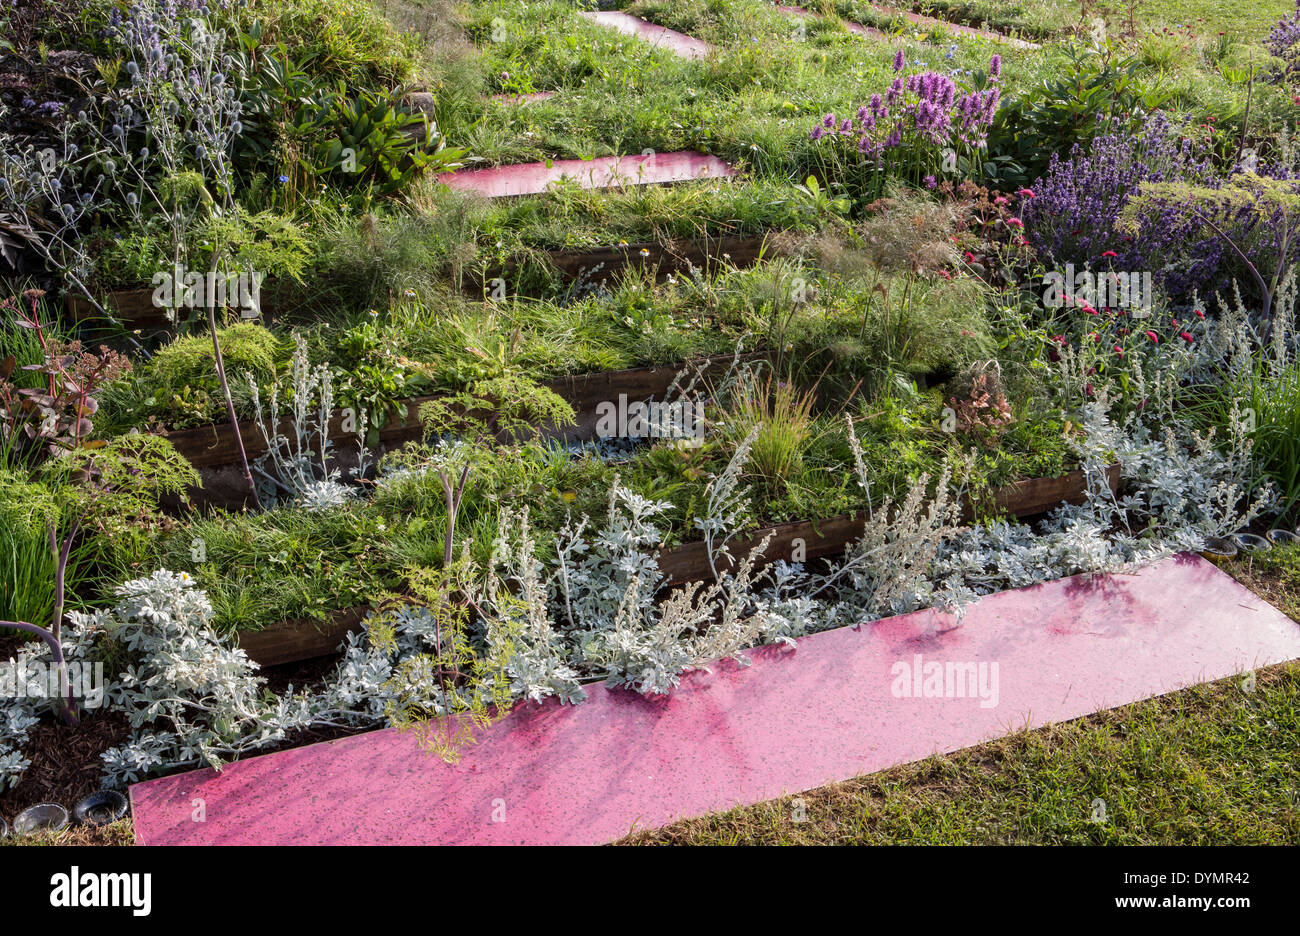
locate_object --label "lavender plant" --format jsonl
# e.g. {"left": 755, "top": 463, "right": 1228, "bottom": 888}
{"left": 1024, "top": 112, "right": 1300, "bottom": 308}
{"left": 1265, "top": 0, "right": 1300, "bottom": 85}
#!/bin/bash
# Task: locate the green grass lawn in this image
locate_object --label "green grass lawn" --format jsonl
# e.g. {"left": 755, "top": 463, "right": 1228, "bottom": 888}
{"left": 901, "top": 1, "right": 1295, "bottom": 42}
{"left": 618, "top": 660, "right": 1300, "bottom": 844}
{"left": 1141, "top": 0, "right": 1294, "bottom": 41}
{"left": 1224, "top": 542, "right": 1300, "bottom": 623}
{"left": 0, "top": 822, "right": 134, "bottom": 848}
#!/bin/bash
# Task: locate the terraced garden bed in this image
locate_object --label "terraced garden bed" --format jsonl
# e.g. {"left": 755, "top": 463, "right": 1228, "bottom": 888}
{"left": 3, "top": 0, "right": 1300, "bottom": 858}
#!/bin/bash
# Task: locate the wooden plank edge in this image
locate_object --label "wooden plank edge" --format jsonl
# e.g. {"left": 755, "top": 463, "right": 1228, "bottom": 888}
{"left": 239, "top": 463, "right": 1120, "bottom": 667}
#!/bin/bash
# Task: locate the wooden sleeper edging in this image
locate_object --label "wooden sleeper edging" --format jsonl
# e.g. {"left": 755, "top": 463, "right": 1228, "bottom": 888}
{"left": 236, "top": 464, "right": 1121, "bottom": 667}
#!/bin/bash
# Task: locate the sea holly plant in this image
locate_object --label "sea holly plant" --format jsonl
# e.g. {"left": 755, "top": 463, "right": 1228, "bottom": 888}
{"left": 0, "top": 104, "right": 145, "bottom": 350}
{"left": 92, "top": 2, "right": 264, "bottom": 504}
{"left": 97, "top": 2, "right": 244, "bottom": 267}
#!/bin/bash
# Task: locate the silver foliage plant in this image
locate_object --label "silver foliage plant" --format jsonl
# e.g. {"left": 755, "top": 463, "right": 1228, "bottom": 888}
{"left": 247, "top": 333, "right": 370, "bottom": 509}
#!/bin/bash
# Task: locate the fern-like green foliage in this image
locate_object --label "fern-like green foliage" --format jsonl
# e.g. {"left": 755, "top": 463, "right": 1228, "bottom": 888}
{"left": 41, "top": 434, "right": 201, "bottom": 521}
{"left": 30, "top": 435, "right": 201, "bottom": 591}
{"left": 376, "top": 567, "right": 517, "bottom": 764}
{"left": 159, "top": 170, "right": 214, "bottom": 211}
{"left": 197, "top": 208, "right": 313, "bottom": 282}
{"left": 419, "top": 373, "right": 576, "bottom": 444}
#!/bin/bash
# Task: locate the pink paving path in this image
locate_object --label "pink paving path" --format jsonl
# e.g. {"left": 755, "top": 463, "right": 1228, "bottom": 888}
{"left": 778, "top": 4, "right": 888, "bottom": 39}
{"left": 578, "top": 11, "right": 712, "bottom": 60}
{"left": 867, "top": 3, "right": 1040, "bottom": 49}
{"left": 131, "top": 555, "right": 1300, "bottom": 845}
{"left": 489, "top": 91, "right": 556, "bottom": 104}
{"left": 777, "top": 3, "right": 1037, "bottom": 48}
{"left": 437, "top": 151, "right": 735, "bottom": 199}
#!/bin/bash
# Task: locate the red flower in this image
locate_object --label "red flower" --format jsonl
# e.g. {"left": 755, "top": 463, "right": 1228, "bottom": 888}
{"left": 1101, "top": 250, "right": 1117, "bottom": 258}
{"left": 1194, "top": 308, "right": 1205, "bottom": 319}
{"left": 1181, "top": 331, "right": 1194, "bottom": 344}
{"left": 1113, "top": 344, "right": 1124, "bottom": 356}
{"left": 964, "top": 251, "right": 976, "bottom": 263}
{"left": 1016, "top": 188, "right": 1035, "bottom": 198}
{"left": 1006, "top": 217, "right": 1023, "bottom": 227}
{"left": 1146, "top": 330, "right": 1159, "bottom": 343}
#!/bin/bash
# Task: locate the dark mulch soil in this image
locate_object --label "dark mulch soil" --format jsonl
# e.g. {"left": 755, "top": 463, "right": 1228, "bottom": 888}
{"left": 0, "top": 708, "right": 135, "bottom": 820}
{"left": 1, "top": 632, "right": 362, "bottom": 837}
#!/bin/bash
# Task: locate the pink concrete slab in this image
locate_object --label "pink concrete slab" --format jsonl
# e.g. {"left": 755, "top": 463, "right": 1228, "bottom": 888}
{"left": 130, "top": 554, "right": 1300, "bottom": 845}
{"left": 490, "top": 91, "right": 556, "bottom": 104}
{"left": 868, "top": 3, "right": 1039, "bottom": 49}
{"left": 578, "top": 11, "right": 711, "bottom": 60}
{"left": 778, "top": 4, "right": 890, "bottom": 40}
{"left": 437, "top": 151, "right": 735, "bottom": 199}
